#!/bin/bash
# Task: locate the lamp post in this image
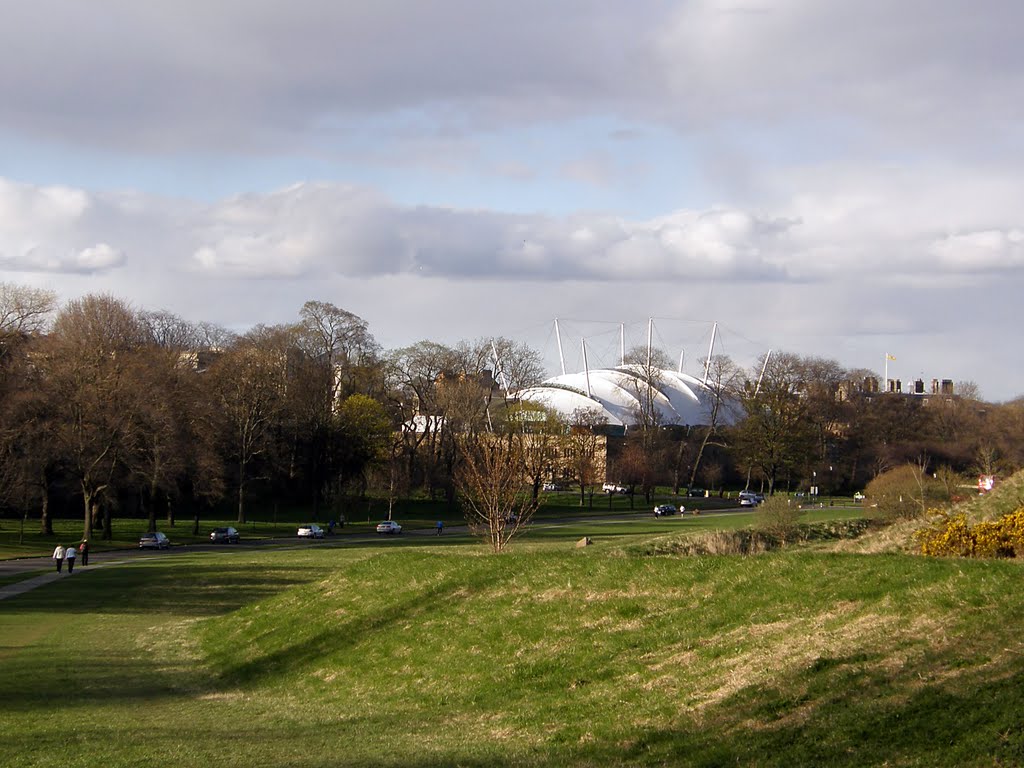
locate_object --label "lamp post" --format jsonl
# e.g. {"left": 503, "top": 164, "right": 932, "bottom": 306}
{"left": 828, "top": 465, "right": 833, "bottom": 506}
{"left": 812, "top": 470, "right": 817, "bottom": 505}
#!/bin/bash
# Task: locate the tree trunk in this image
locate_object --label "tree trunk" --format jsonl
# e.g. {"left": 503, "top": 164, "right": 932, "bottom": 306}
{"left": 81, "top": 489, "right": 94, "bottom": 541}
{"left": 40, "top": 488, "right": 53, "bottom": 535}
{"left": 91, "top": 497, "right": 104, "bottom": 531}
{"left": 236, "top": 457, "right": 247, "bottom": 524}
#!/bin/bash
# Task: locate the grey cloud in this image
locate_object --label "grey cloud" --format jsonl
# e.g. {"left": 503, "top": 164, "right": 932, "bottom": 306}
{"left": 3, "top": 1, "right": 1022, "bottom": 159}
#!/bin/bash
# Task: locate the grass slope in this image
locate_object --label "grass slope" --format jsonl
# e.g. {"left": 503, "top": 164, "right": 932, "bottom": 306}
{"left": 3, "top": 534, "right": 1024, "bottom": 767}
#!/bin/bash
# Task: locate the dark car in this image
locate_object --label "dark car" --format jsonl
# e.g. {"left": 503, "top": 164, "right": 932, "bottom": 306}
{"left": 654, "top": 504, "right": 677, "bottom": 517}
{"left": 139, "top": 532, "right": 171, "bottom": 550}
{"left": 687, "top": 488, "right": 706, "bottom": 498}
{"left": 210, "top": 526, "right": 240, "bottom": 544}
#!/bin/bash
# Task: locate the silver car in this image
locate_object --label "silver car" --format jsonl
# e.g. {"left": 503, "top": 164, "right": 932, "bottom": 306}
{"left": 139, "top": 532, "right": 171, "bottom": 549}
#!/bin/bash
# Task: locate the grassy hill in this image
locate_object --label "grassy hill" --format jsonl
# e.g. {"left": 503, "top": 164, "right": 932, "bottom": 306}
{"left": 3, "top": 527, "right": 1024, "bottom": 766}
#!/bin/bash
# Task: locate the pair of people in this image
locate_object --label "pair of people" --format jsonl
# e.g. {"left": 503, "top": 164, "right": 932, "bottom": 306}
{"left": 51, "top": 544, "right": 76, "bottom": 573}
{"left": 51, "top": 540, "right": 88, "bottom": 574}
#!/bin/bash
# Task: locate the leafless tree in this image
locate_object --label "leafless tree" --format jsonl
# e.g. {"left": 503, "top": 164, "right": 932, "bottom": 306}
{"left": 565, "top": 408, "right": 608, "bottom": 506}
{"left": 456, "top": 432, "right": 537, "bottom": 552}
{"left": 208, "top": 327, "right": 290, "bottom": 523}
{"left": 42, "top": 295, "right": 147, "bottom": 540}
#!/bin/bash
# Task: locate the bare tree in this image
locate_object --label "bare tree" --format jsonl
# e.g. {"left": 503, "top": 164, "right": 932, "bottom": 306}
{"left": 565, "top": 408, "right": 608, "bottom": 506}
{"left": 456, "top": 433, "right": 537, "bottom": 552}
{"left": 42, "top": 295, "right": 147, "bottom": 540}
{"left": 688, "top": 354, "right": 742, "bottom": 491}
{"left": 208, "top": 327, "right": 290, "bottom": 524}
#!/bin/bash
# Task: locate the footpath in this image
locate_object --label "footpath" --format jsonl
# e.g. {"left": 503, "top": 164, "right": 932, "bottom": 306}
{"left": 0, "top": 555, "right": 133, "bottom": 601}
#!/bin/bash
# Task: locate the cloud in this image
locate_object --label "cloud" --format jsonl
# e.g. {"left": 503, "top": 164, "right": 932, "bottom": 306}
{"left": 3, "top": 176, "right": 1023, "bottom": 287}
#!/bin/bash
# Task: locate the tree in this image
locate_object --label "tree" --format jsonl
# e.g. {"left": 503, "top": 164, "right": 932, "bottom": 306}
{"left": 42, "top": 295, "right": 147, "bottom": 540}
{"left": 735, "top": 352, "right": 816, "bottom": 494}
{"left": 208, "top": 327, "right": 290, "bottom": 524}
{"left": 0, "top": 282, "right": 56, "bottom": 364}
{"left": 688, "top": 354, "right": 742, "bottom": 492}
{"left": 456, "top": 432, "right": 537, "bottom": 552}
{"left": 564, "top": 408, "right": 608, "bottom": 506}
{"left": 336, "top": 393, "right": 391, "bottom": 497}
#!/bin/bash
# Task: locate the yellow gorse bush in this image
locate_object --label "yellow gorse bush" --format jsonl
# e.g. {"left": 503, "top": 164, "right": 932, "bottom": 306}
{"left": 917, "top": 508, "right": 1024, "bottom": 558}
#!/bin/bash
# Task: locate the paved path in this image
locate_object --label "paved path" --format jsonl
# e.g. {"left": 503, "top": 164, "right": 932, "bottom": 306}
{"left": 0, "top": 556, "right": 134, "bottom": 601}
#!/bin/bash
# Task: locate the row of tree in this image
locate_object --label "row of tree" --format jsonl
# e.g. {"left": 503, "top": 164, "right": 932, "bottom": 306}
{"left": 1, "top": 282, "right": 1021, "bottom": 543}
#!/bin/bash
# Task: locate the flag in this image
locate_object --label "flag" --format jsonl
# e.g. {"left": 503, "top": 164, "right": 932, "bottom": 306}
{"left": 886, "top": 354, "right": 896, "bottom": 361}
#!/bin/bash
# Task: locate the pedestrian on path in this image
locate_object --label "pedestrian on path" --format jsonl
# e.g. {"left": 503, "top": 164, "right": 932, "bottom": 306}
{"left": 435, "top": 520, "right": 444, "bottom": 536}
{"left": 65, "top": 545, "right": 76, "bottom": 574}
{"left": 52, "top": 545, "right": 66, "bottom": 574}
{"left": 79, "top": 540, "right": 89, "bottom": 566}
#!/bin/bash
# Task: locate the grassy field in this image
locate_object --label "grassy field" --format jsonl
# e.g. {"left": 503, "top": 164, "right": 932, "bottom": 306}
{"left": 2, "top": 508, "right": 1023, "bottom": 767}
{"left": 0, "top": 489, "right": 864, "bottom": 560}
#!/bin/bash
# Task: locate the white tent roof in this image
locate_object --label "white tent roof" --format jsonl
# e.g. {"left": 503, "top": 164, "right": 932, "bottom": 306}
{"left": 517, "top": 366, "right": 725, "bottom": 428}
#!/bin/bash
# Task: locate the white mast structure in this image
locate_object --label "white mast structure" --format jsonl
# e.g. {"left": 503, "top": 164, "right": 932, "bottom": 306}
{"left": 490, "top": 340, "right": 509, "bottom": 394}
{"left": 702, "top": 322, "right": 718, "bottom": 386}
{"left": 620, "top": 323, "right": 625, "bottom": 367}
{"left": 582, "top": 338, "right": 592, "bottom": 398}
{"left": 554, "top": 318, "right": 566, "bottom": 376}
{"left": 753, "top": 349, "right": 773, "bottom": 398}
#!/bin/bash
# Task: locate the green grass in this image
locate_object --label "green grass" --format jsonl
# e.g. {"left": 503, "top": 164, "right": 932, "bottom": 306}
{"left": 2, "top": 516, "right": 1024, "bottom": 767}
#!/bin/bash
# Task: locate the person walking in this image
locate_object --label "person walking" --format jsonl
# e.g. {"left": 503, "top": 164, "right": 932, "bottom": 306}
{"left": 65, "top": 545, "right": 76, "bottom": 574}
{"left": 79, "top": 539, "right": 89, "bottom": 566}
{"left": 52, "top": 544, "right": 66, "bottom": 574}
{"left": 435, "top": 520, "right": 444, "bottom": 536}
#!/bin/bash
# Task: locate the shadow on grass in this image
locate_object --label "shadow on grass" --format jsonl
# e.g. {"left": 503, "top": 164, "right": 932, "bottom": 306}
{"left": 213, "top": 567, "right": 505, "bottom": 687}
{"left": 1, "top": 560, "right": 315, "bottom": 617}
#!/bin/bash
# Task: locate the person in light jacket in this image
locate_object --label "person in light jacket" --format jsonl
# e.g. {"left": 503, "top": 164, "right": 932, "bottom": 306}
{"left": 65, "top": 544, "right": 76, "bottom": 574}
{"left": 52, "top": 545, "right": 66, "bottom": 573}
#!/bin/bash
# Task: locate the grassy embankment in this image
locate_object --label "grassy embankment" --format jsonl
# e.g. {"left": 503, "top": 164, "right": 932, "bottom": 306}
{"left": 2, "top": 503, "right": 1023, "bottom": 767}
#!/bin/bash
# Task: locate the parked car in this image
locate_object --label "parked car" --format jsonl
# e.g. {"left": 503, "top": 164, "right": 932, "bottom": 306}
{"left": 542, "top": 481, "right": 565, "bottom": 491}
{"left": 853, "top": 492, "right": 866, "bottom": 501}
{"left": 376, "top": 520, "right": 402, "bottom": 535}
{"left": 297, "top": 524, "right": 324, "bottom": 539}
{"left": 139, "top": 532, "right": 171, "bottom": 550}
{"left": 602, "top": 483, "right": 630, "bottom": 494}
{"left": 654, "top": 504, "right": 677, "bottom": 517}
{"left": 210, "top": 526, "right": 240, "bottom": 544}
{"left": 738, "top": 491, "right": 763, "bottom": 507}
{"left": 687, "top": 488, "right": 706, "bottom": 498}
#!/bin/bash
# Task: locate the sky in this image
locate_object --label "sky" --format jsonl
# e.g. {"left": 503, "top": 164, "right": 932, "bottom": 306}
{"left": 2, "top": 1, "right": 1023, "bottom": 400}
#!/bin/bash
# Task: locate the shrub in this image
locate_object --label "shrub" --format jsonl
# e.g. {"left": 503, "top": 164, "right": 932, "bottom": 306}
{"left": 866, "top": 464, "right": 949, "bottom": 521}
{"left": 917, "top": 508, "right": 1024, "bottom": 558}
{"left": 755, "top": 495, "right": 802, "bottom": 544}
{"left": 916, "top": 512, "right": 975, "bottom": 557}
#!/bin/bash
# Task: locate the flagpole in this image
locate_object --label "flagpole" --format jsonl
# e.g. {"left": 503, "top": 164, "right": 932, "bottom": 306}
{"left": 884, "top": 354, "right": 888, "bottom": 392}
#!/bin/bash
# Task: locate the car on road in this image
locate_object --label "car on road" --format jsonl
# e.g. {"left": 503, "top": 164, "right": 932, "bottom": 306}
{"left": 210, "top": 526, "right": 240, "bottom": 544}
{"left": 687, "top": 488, "right": 706, "bottom": 498}
{"left": 542, "top": 481, "right": 565, "bottom": 491}
{"left": 738, "top": 491, "right": 763, "bottom": 507}
{"left": 602, "top": 483, "right": 630, "bottom": 494}
{"left": 853, "top": 492, "right": 866, "bottom": 501}
{"left": 297, "top": 524, "right": 324, "bottom": 539}
{"left": 139, "top": 532, "right": 171, "bottom": 550}
{"left": 654, "top": 504, "right": 677, "bottom": 517}
{"left": 376, "top": 520, "right": 402, "bottom": 535}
